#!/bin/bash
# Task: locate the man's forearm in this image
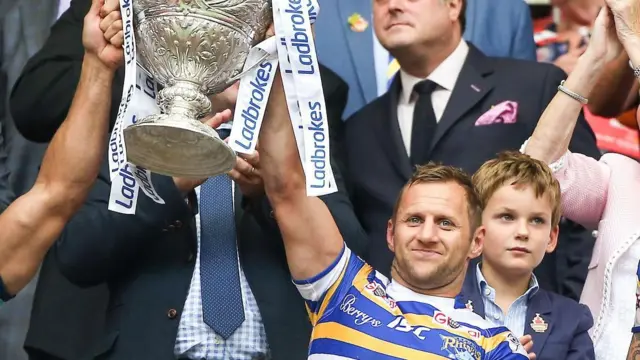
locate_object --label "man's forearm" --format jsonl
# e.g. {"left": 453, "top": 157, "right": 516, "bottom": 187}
{"left": 35, "top": 53, "right": 114, "bottom": 215}
{"left": 260, "top": 72, "right": 306, "bottom": 201}
{"left": 0, "top": 54, "right": 115, "bottom": 294}
{"left": 258, "top": 71, "right": 344, "bottom": 280}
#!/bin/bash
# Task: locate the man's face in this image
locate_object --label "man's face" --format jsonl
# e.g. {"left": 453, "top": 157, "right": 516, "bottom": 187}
{"left": 387, "top": 182, "right": 481, "bottom": 292}
{"left": 373, "top": 0, "right": 462, "bottom": 54}
{"left": 478, "top": 183, "right": 558, "bottom": 276}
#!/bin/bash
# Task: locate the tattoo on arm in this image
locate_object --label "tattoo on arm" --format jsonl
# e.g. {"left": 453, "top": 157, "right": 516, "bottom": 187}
{"left": 627, "top": 333, "right": 640, "bottom": 360}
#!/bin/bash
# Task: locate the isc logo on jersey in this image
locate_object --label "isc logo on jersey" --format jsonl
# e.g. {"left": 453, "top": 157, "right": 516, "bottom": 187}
{"left": 433, "top": 311, "right": 481, "bottom": 339}
{"left": 364, "top": 282, "right": 397, "bottom": 309}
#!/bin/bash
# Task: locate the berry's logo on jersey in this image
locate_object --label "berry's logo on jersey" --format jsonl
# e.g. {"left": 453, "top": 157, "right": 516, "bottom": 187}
{"left": 339, "top": 294, "right": 382, "bottom": 327}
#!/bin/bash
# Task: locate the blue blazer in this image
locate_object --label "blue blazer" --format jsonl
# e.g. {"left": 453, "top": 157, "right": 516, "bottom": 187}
{"left": 459, "top": 265, "right": 595, "bottom": 360}
{"left": 315, "top": 0, "right": 537, "bottom": 119}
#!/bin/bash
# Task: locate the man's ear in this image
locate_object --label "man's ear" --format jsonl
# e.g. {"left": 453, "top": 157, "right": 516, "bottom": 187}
{"left": 469, "top": 225, "right": 485, "bottom": 259}
{"left": 387, "top": 219, "right": 395, "bottom": 253}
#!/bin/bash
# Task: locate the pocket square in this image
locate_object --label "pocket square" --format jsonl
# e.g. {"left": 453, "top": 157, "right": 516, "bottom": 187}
{"left": 475, "top": 101, "right": 518, "bottom": 126}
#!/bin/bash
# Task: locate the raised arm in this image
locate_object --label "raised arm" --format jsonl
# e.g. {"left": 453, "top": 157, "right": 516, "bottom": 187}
{"left": 524, "top": 6, "right": 617, "bottom": 164}
{"left": 0, "top": 0, "right": 122, "bottom": 297}
{"left": 259, "top": 71, "right": 344, "bottom": 281}
{"left": 523, "top": 7, "right": 620, "bottom": 228}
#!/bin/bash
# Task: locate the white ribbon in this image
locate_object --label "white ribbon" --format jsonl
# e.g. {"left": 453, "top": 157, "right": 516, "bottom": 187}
{"left": 108, "top": 0, "right": 164, "bottom": 214}
{"left": 230, "top": 0, "right": 336, "bottom": 196}
{"left": 109, "top": 0, "right": 334, "bottom": 215}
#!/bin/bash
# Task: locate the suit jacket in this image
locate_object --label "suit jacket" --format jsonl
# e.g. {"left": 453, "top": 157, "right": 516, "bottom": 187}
{"left": 548, "top": 150, "right": 640, "bottom": 360}
{"left": 343, "top": 44, "right": 601, "bottom": 301}
{"left": 459, "top": 265, "right": 595, "bottom": 360}
{"left": 314, "top": 0, "right": 537, "bottom": 119}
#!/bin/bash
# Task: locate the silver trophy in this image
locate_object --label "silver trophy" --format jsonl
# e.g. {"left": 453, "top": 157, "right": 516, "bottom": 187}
{"left": 125, "top": 0, "right": 272, "bottom": 178}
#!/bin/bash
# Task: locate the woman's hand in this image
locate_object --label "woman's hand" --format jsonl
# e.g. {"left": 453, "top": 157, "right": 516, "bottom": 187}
{"left": 585, "top": 5, "right": 624, "bottom": 65}
{"left": 606, "top": 0, "right": 640, "bottom": 44}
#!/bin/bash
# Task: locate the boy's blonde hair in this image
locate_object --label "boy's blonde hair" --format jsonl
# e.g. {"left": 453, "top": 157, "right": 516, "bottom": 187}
{"left": 472, "top": 151, "right": 562, "bottom": 227}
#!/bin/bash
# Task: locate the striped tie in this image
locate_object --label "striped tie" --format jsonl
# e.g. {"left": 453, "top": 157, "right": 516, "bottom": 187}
{"left": 387, "top": 54, "right": 400, "bottom": 89}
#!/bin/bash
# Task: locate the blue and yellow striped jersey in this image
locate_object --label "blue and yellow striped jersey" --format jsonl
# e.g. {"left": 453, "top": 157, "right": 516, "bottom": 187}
{"left": 294, "top": 246, "right": 529, "bottom": 359}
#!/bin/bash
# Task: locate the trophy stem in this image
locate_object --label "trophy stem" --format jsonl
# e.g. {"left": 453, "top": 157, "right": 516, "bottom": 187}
{"left": 122, "top": 79, "right": 236, "bottom": 178}
{"left": 157, "top": 80, "right": 212, "bottom": 120}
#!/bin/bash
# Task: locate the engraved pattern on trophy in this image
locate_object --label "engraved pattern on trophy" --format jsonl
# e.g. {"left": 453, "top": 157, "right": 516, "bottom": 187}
{"left": 124, "top": 0, "right": 272, "bottom": 178}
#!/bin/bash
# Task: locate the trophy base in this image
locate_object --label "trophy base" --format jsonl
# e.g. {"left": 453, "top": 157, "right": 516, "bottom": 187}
{"left": 123, "top": 114, "right": 236, "bottom": 178}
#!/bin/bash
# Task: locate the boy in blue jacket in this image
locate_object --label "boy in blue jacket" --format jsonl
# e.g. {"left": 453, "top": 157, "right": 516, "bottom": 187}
{"left": 458, "top": 151, "right": 595, "bottom": 360}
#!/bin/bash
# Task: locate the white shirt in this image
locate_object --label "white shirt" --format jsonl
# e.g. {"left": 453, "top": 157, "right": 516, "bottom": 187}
{"left": 396, "top": 40, "right": 469, "bottom": 156}
{"left": 56, "top": 0, "right": 71, "bottom": 19}
{"left": 372, "top": 28, "right": 390, "bottom": 97}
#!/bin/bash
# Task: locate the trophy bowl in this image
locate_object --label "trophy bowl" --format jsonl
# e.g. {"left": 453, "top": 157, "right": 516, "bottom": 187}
{"left": 124, "top": 0, "right": 272, "bottom": 178}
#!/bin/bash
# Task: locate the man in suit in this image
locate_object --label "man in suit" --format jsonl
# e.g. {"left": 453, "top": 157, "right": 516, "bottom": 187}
{"left": 315, "top": 0, "right": 537, "bottom": 119}
{"left": 0, "top": 1, "right": 80, "bottom": 360}
{"left": 343, "top": 0, "right": 601, "bottom": 301}
{"left": 53, "top": 75, "right": 363, "bottom": 360}
{"left": 11, "top": 2, "right": 366, "bottom": 359}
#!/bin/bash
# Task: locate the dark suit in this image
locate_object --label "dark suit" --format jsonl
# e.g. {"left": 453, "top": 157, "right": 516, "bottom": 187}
{"left": 315, "top": 0, "right": 536, "bottom": 119}
{"left": 344, "top": 44, "right": 601, "bottom": 301}
{"left": 459, "top": 265, "right": 595, "bottom": 360}
{"left": 54, "top": 104, "right": 364, "bottom": 360}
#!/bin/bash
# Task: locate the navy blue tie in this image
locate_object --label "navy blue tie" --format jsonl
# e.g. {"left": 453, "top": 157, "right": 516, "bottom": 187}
{"left": 199, "top": 128, "right": 245, "bottom": 339}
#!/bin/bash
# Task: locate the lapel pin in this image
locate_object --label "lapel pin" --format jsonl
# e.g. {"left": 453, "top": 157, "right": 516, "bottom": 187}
{"left": 348, "top": 13, "right": 369, "bottom": 32}
{"left": 530, "top": 313, "right": 548, "bottom": 333}
{"left": 471, "top": 84, "right": 481, "bottom": 92}
{"left": 465, "top": 300, "right": 474, "bottom": 312}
